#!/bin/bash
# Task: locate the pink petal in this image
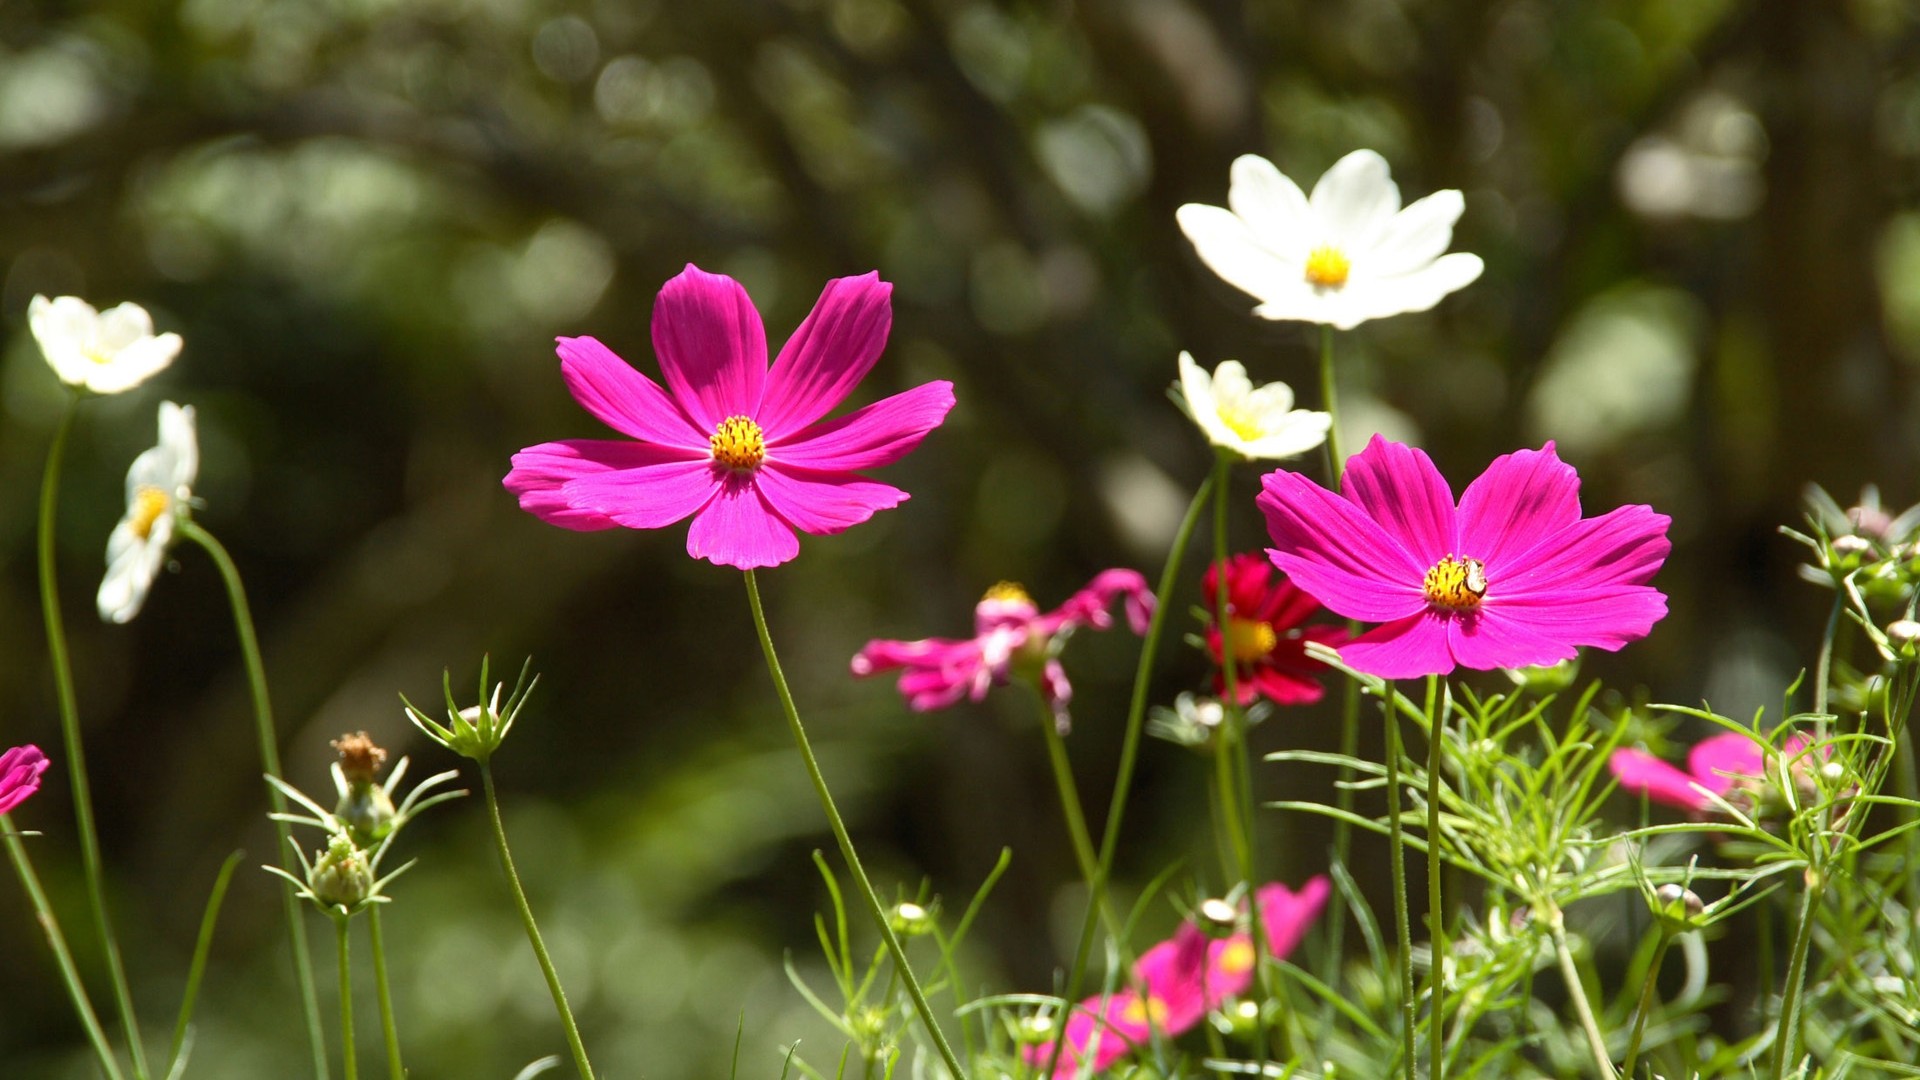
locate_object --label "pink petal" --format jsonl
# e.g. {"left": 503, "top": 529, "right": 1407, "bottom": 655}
{"left": 1445, "top": 607, "right": 1580, "bottom": 672}
{"left": 650, "top": 265, "right": 768, "bottom": 432}
{"left": 1258, "top": 468, "right": 1428, "bottom": 623}
{"left": 506, "top": 440, "right": 707, "bottom": 532}
{"left": 1480, "top": 585, "right": 1668, "bottom": 653}
{"left": 770, "top": 381, "right": 956, "bottom": 472}
{"left": 1340, "top": 436, "right": 1457, "bottom": 568}
{"left": 1497, "top": 504, "right": 1672, "bottom": 597}
{"left": 1043, "top": 569, "right": 1155, "bottom": 635}
{"left": 1454, "top": 443, "right": 1582, "bottom": 569}
{"left": 558, "top": 455, "right": 723, "bottom": 530}
{"left": 0, "top": 744, "right": 50, "bottom": 817}
{"left": 1609, "top": 748, "right": 1711, "bottom": 811}
{"left": 556, "top": 336, "right": 708, "bottom": 449}
{"left": 755, "top": 464, "right": 908, "bottom": 536}
{"left": 1687, "top": 732, "right": 1768, "bottom": 795}
{"left": 757, "top": 273, "right": 894, "bottom": 436}
{"left": 1337, "top": 610, "right": 1457, "bottom": 679}
{"left": 1256, "top": 876, "right": 1331, "bottom": 962}
{"left": 685, "top": 474, "right": 800, "bottom": 569}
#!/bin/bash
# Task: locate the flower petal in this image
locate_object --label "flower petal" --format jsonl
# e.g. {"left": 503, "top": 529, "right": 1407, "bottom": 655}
{"left": 86, "top": 333, "right": 182, "bottom": 394}
{"left": 0, "top": 744, "right": 50, "bottom": 817}
{"left": 557, "top": 336, "right": 708, "bottom": 448}
{"left": 1177, "top": 203, "right": 1297, "bottom": 306}
{"left": 1259, "top": 466, "right": 1427, "bottom": 623}
{"left": 1337, "top": 610, "right": 1456, "bottom": 679}
{"left": 1348, "top": 252, "right": 1484, "bottom": 322}
{"left": 1609, "top": 748, "right": 1712, "bottom": 811}
{"left": 1227, "top": 154, "right": 1312, "bottom": 251}
{"left": 1445, "top": 608, "right": 1580, "bottom": 672}
{"left": 758, "top": 273, "right": 893, "bottom": 436}
{"left": 1455, "top": 443, "right": 1582, "bottom": 570}
{"left": 1480, "top": 585, "right": 1668, "bottom": 653}
{"left": 1362, "top": 189, "right": 1466, "bottom": 278}
{"left": 507, "top": 439, "right": 707, "bottom": 531}
{"left": 1309, "top": 150, "right": 1401, "bottom": 247}
{"left": 755, "top": 464, "right": 908, "bottom": 535}
{"left": 1497, "top": 503, "right": 1672, "bottom": 597}
{"left": 770, "top": 381, "right": 955, "bottom": 471}
{"left": 685, "top": 474, "right": 800, "bottom": 569}
{"left": 1687, "top": 732, "right": 1768, "bottom": 795}
{"left": 560, "top": 453, "right": 723, "bottom": 532}
{"left": 1256, "top": 876, "right": 1331, "bottom": 963}
{"left": 1339, "top": 436, "right": 1457, "bottom": 568}
{"left": 650, "top": 265, "right": 768, "bottom": 432}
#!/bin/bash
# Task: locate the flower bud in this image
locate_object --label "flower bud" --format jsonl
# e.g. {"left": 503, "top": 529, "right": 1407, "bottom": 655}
{"left": 1221, "top": 998, "right": 1261, "bottom": 1039}
{"left": 310, "top": 833, "right": 373, "bottom": 910}
{"left": 331, "top": 732, "right": 397, "bottom": 844}
{"left": 1652, "top": 883, "right": 1704, "bottom": 932}
{"left": 1015, "top": 1013, "right": 1056, "bottom": 1045}
{"left": 1832, "top": 534, "right": 1874, "bottom": 558}
{"left": 1503, "top": 657, "right": 1579, "bottom": 693}
{"left": 889, "top": 901, "right": 935, "bottom": 937}
{"left": 405, "top": 658, "right": 535, "bottom": 764}
{"left": 1197, "top": 897, "right": 1240, "bottom": 939}
{"left": 1890, "top": 620, "right": 1920, "bottom": 647}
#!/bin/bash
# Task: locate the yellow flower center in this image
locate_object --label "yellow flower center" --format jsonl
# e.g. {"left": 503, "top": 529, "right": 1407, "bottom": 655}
{"left": 1217, "top": 938, "right": 1256, "bottom": 976}
{"left": 1218, "top": 404, "right": 1265, "bottom": 442}
{"left": 1304, "top": 246, "right": 1351, "bottom": 288}
{"left": 1120, "top": 994, "right": 1170, "bottom": 1027}
{"left": 130, "top": 487, "right": 171, "bottom": 541}
{"left": 709, "top": 415, "right": 765, "bottom": 470}
{"left": 981, "top": 581, "right": 1033, "bottom": 606}
{"left": 1224, "top": 617, "right": 1277, "bottom": 661}
{"left": 86, "top": 348, "right": 116, "bottom": 366}
{"left": 1424, "top": 555, "right": 1488, "bottom": 611}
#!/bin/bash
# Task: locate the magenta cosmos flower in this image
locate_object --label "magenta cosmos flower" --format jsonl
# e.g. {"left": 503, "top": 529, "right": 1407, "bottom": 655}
{"left": 851, "top": 571, "right": 1153, "bottom": 733}
{"left": 1202, "top": 553, "right": 1348, "bottom": 705}
{"left": 1027, "top": 877, "right": 1329, "bottom": 1077}
{"left": 1611, "top": 731, "right": 1811, "bottom": 815}
{"left": 1258, "top": 436, "right": 1670, "bottom": 679}
{"left": 0, "top": 745, "right": 51, "bottom": 816}
{"left": 505, "top": 265, "right": 956, "bottom": 570}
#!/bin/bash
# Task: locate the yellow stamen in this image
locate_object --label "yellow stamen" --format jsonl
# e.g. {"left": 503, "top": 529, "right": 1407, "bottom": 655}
{"left": 1120, "top": 995, "right": 1170, "bottom": 1027}
{"left": 1304, "top": 246, "right": 1351, "bottom": 288}
{"left": 1424, "top": 555, "right": 1488, "bottom": 612}
{"left": 981, "top": 581, "right": 1033, "bottom": 606}
{"left": 1217, "top": 939, "right": 1256, "bottom": 976}
{"left": 129, "top": 487, "right": 170, "bottom": 541}
{"left": 1218, "top": 405, "right": 1265, "bottom": 442}
{"left": 709, "top": 414, "right": 765, "bottom": 470}
{"left": 1224, "top": 617, "right": 1278, "bottom": 661}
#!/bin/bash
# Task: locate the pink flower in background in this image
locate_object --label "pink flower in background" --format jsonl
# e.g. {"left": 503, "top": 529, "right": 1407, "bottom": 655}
{"left": 505, "top": 265, "right": 955, "bottom": 570}
{"left": 851, "top": 571, "right": 1153, "bottom": 733}
{"left": 1610, "top": 732, "right": 1808, "bottom": 814}
{"left": 0, "top": 745, "right": 50, "bottom": 816}
{"left": 1026, "top": 876, "right": 1329, "bottom": 1077}
{"left": 1259, "top": 437, "right": 1670, "bottom": 679}
{"left": 1202, "top": 554, "right": 1348, "bottom": 706}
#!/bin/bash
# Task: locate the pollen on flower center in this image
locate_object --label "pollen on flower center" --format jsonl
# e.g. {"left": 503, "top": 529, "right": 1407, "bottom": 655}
{"left": 1217, "top": 938, "right": 1256, "bottom": 976}
{"left": 1218, "top": 405, "right": 1265, "bottom": 442}
{"left": 1120, "top": 995, "right": 1171, "bottom": 1027}
{"left": 1424, "top": 555, "right": 1488, "bottom": 612}
{"left": 1225, "top": 617, "right": 1278, "bottom": 661}
{"left": 130, "top": 487, "right": 171, "bottom": 541}
{"left": 1304, "top": 246, "right": 1351, "bottom": 288}
{"left": 982, "top": 581, "right": 1034, "bottom": 606}
{"left": 709, "top": 415, "right": 765, "bottom": 470}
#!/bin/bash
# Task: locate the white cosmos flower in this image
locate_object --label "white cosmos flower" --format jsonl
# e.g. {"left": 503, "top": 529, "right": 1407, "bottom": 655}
{"left": 99, "top": 402, "right": 198, "bottom": 624}
{"left": 1178, "top": 352, "right": 1330, "bottom": 460}
{"left": 1176, "top": 151, "right": 1483, "bottom": 330}
{"left": 29, "top": 295, "right": 182, "bottom": 395}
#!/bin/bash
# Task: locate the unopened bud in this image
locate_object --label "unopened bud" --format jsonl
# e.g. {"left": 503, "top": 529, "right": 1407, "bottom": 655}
{"left": 1197, "top": 897, "right": 1239, "bottom": 938}
{"left": 1015, "top": 1013, "right": 1056, "bottom": 1044}
{"left": 889, "top": 901, "right": 934, "bottom": 937}
{"left": 331, "top": 732, "right": 387, "bottom": 784}
{"left": 1833, "top": 535, "right": 1874, "bottom": 558}
{"left": 1821, "top": 761, "right": 1846, "bottom": 784}
{"left": 1653, "top": 883, "right": 1704, "bottom": 931}
{"left": 310, "top": 833, "right": 373, "bottom": 910}
{"left": 1222, "top": 997, "right": 1261, "bottom": 1038}
{"left": 332, "top": 733, "right": 397, "bottom": 844}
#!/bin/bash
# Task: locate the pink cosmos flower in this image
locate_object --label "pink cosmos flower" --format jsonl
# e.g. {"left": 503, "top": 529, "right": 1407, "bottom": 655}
{"left": 1202, "top": 554, "right": 1348, "bottom": 705}
{"left": 1026, "top": 877, "right": 1330, "bottom": 1077}
{"left": 1258, "top": 436, "right": 1670, "bottom": 679}
{"left": 1610, "top": 731, "right": 1810, "bottom": 815}
{"left": 850, "top": 571, "right": 1153, "bottom": 733}
{"left": 0, "top": 745, "right": 51, "bottom": 817}
{"left": 505, "top": 265, "right": 956, "bottom": 570}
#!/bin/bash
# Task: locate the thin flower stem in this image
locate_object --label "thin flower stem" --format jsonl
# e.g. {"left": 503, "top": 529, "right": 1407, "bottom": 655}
{"left": 1814, "top": 592, "right": 1843, "bottom": 720}
{"left": 1318, "top": 325, "right": 1342, "bottom": 480}
{"left": 1030, "top": 691, "right": 1123, "bottom": 943}
{"left": 1319, "top": 325, "right": 1358, "bottom": 996}
{"left": 1383, "top": 690, "right": 1416, "bottom": 1080}
{"left": 334, "top": 916, "right": 358, "bottom": 1080}
{"left": 480, "top": 762, "right": 597, "bottom": 1080}
{"left": 1621, "top": 929, "right": 1674, "bottom": 1079}
{"left": 1771, "top": 879, "right": 1822, "bottom": 1080}
{"left": 3, "top": 817, "right": 127, "bottom": 1080}
{"left": 39, "top": 392, "right": 149, "bottom": 1080}
{"left": 743, "top": 570, "right": 967, "bottom": 1080}
{"left": 1424, "top": 675, "right": 1446, "bottom": 1080}
{"left": 1549, "top": 908, "right": 1618, "bottom": 1080}
{"left": 367, "top": 907, "right": 405, "bottom": 1080}
{"left": 1046, "top": 475, "right": 1214, "bottom": 1080}
{"left": 176, "top": 518, "right": 330, "bottom": 1080}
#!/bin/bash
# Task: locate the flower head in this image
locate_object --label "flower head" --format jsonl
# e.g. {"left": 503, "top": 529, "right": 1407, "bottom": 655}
{"left": 1178, "top": 353, "right": 1330, "bottom": 461}
{"left": 1259, "top": 436, "right": 1670, "bottom": 679}
{"left": 402, "top": 656, "right": 537, "bottom": 765}
{"left": 851, "top": 570, "right": 1153, "bottom": 734}
{"left": 1202, "top": 553, "right": 1347, "bottom": 705}
{"left": 1610, "top": 731, "right": 1811, "bottom": 817}
{"left": 505, "top": 265, "right": 955, "bottom": 570}
{"left": 30, "top": 295, "right": 182, "bottom": 395}
{"left": 0, "top": 745, "right": 51, "bottom": 817}
{"left": 1177, "top": 151, "right": 1483, "bottom": 329}
{"left": 98, "top": 401, "right": 198, "bottom": 624}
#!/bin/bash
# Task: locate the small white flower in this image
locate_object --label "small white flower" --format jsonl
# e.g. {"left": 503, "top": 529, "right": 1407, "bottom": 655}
{"left": 1178, "top": 352, "right": 1330, "bottom": 460}
{"left": 99, "top": 402, "right": 198, "bottom": 624}
{"left": 1177, "top": 151, "right": 1484, "bottom": 330}
{"left": 29, "top": 295, "right": 182, "bottom": 395}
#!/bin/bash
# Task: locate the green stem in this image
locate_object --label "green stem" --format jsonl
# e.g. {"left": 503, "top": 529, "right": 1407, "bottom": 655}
{"left": 1813, "top": 592, "right": 1843, "bottom": 720}
{"left": 334, "top": 916, "right": 358, "bottom": 1080}
{"left": 1031, "top": 692, "right": 1121, "bottom": 943}
{"left": 176, "top": 519, "right": 330, "bottom": 1080}
{"left": 481, "top": 763, "right": 596, "bottom": 1079}
{"left": 1771, "top": 879, "right": 1821, "bottom": 1079}
{"left": 1424, "top": 676, "right": 1445, "bottom": 1080}
{"left": 1383, "top": 692, "right": 1415, "bottom": 1080}
{"left": 1318, "top": 325, "right": 1343, "bottom": 481}
{"left": 1621, "top": 930, "right": 1674, "bottom": 1079}
{"left": 367, "top": 907, "right": 404, "bottom": 1080}
{"left": 4, "top": 817, "right": 127, "bottom": 1080}
{"left": 743, "top": 570, "right": 966, "bottom": 1079}
{"left": 1549, "top": 909, "right": 1617, "bottom": 1080}
{"left": 39, "top": 392, "right": 149, "bottom": 1080}
{"left": 1319, "top": 325, "right": 1357, "bottom": 996}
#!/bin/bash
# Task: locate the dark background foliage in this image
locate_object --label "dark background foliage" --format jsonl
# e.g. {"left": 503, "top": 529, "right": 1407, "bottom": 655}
{"left": 2, "top": 0, "right": 1918, "bottom": 1075}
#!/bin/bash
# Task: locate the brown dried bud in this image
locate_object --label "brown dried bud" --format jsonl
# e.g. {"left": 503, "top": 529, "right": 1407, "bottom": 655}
{"left": 331, "top": 732, "right": 388, "bottom": 786}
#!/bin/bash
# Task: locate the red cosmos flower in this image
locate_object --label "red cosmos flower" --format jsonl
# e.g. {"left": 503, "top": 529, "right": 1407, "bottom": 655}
{"left": 1202, "top": 554, "right": 1348, "bottom": 706}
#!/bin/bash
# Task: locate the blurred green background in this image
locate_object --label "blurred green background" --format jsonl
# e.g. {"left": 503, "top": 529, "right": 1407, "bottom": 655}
{"left": 3, "top": 0, "right": 1919, "bottom": 1075}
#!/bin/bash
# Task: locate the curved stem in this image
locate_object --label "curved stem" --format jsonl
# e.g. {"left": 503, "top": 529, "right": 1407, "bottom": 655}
{"left": 1549, "top": 909, "right": 1617, "bottom": 1080}
{"left": 1771, "top": 880, "right": 1822, "bottom": 1079}
{"left": 176, "top": 519, "right": 330, "bottom": 1080}
{"left": 4, "top": 817, "right": 127, "bottom": 1080}
{"left": 334, "top": 916, "right": 358, "bottom": 1080}
{"left": 1814, "top": 592, "right": 1844, "bottom": 720}
{"left": 1424, "top": 676, "right": 1446, "bottom": 1080}
{"left": 1383, "top": 692, "right": 1415, "bottom": 1080}
{"left": 1031, "top": 691, "right": 1120, "bottom": 941}
{"left": 1621, "top": 930, "right": 1674, "bottom": 1079}
{"left": 367, "top": 907, "right": 404, "bottom": 1080}
{"left": 743, "top": 570, "right": 966, "bottom": 1079}
{"left": 481, "top": 763, "right": 596, "bottom": 1079}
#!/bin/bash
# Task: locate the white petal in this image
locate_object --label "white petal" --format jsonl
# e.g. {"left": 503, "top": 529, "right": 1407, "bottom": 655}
{"left": 1351, "top": 252, "right": 1485, "bottom": 322}
{"left": 156, "top": 402, "right": 199, "bottom": 492}
{"left": 1241, "top": 411, "right": 1332, "bottom": 460}
{"left": 1177, "top": 351, "right": 1236, "bottom": 448}
{"left": 1242, "top": 378, "right": 1297, "bottom": 418}
{"left": 1309, "top": 150, "right": 1401, "bottom": 248}
{"left": 1210, "top": 360, "right": 1254, "bottom": 404}
{"left": 85, "top": 333, "right": 182, "bottom": 395}
{"left": 1249, "top": 285, "right": 1343, "bottom": 327}
{"left": 96, "top": 303, "right": 157, "bottom": 352}
{"left": 1226, "top": 155, "right": 1311, "bottom": 251}
{"left": 1177, "top": 204, "right": 1295, "bottom": 306}
{"left": 98, "top": 529, "right": 160, "bottom": 624}
{"left": 1362, "top": 190, "right": 1467, "bottom": 279}
{"left": 30, "top": 295, "right": 100, "bottom": 387}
